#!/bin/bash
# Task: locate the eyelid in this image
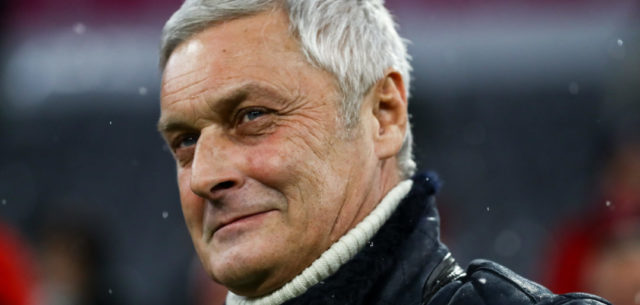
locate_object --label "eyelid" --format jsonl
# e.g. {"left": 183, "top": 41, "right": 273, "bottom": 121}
{"left": 171, "top": 132, "right": 199, "bottom": 150}
{"left": 235, "top": 107, "right": 272, "bottom": 125}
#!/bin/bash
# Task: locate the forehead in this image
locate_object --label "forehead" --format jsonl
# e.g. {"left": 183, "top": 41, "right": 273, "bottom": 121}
{"left": 161, "top": 10, "right": 305, "bottom": 102}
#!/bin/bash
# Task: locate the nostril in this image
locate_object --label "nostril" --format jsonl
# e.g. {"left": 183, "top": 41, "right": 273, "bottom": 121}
{"left": 211, "top": 180, "right": 235, "bottom": 192}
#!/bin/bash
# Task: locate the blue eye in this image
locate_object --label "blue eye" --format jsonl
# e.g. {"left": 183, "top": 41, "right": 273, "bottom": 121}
{"left": 178, "top": 134, "right": 198, "bottom": 148}
{"left": 245, "top": 110, "right": 265, "bottom": 121}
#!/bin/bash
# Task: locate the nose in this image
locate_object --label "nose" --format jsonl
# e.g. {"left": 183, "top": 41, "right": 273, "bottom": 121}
{"left": 189, "top": 129, "right": 244, "bottom": 200}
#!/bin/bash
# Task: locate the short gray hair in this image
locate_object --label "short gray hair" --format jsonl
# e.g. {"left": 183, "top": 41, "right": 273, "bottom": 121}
{"left": 160, "top": 0, "right": 416, "bottom": 178}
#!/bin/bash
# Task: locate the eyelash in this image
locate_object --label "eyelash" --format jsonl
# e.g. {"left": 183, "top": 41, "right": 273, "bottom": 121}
{"left": 236, "top": 107, "right": 271, "bottom": 125}
{"left": 172, "top": 133, "right": 199, "bottom": 150}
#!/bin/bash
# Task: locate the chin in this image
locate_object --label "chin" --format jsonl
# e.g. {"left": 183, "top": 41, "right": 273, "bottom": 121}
{"left": 200, "top": 227, "right": 291, "bottom": 296}
{"left": 205, "top": 244, "right": 279, "bottom": 297}
{"left": 195, "top": 212, "right": 321, "bottom": 296}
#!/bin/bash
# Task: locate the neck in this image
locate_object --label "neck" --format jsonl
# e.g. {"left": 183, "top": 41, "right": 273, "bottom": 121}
{"left": 226, "top": 179, "right": 414, "bottom": 305}
{"left": 333, "top": 163, "right": 402, "bottom": 244}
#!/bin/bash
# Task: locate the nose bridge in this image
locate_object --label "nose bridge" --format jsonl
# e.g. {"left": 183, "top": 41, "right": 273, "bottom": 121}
{"left": 190, "top": 128, "right": 243, "bottom": 198}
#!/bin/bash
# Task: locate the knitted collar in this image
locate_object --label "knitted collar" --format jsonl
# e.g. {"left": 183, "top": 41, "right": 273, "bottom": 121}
{"left": 226, "top": 180, "right": 415, "bottom": 305}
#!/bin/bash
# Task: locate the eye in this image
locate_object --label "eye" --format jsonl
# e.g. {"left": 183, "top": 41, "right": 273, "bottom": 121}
{"left": 240, "top": 109, "right": 267, "bottom": 124}
{"left": 175, "top": 134, "right": 199, "bottom": 149}
{"left": 233, "top": 107, "right": 276, "bottom": 136}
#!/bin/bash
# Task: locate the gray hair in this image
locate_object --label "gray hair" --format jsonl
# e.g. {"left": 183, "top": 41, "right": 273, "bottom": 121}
{"left": 160, "top": 0, "right": 416, "bottom": 178}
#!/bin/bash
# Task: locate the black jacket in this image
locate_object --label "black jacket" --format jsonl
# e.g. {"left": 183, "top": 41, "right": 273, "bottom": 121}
{"left": 282, "top": 173, "right": 611, "bottom": 305}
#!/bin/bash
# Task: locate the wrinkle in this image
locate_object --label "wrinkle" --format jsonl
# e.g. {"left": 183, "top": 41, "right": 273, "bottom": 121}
{"left": 163, "top": 76, "right": 210, "bottom": 99}
{"left": 163, "top": 67, "right": 208, "bottom": 89}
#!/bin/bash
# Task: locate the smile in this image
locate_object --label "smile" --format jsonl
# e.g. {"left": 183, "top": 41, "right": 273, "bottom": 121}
{"left": 209, "top": 210, "right": 278, "bottom": 241}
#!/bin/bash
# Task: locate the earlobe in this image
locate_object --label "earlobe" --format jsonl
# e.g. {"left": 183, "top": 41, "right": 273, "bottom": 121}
{"left": 372, "top": 70, "right": 408, "bottom": 160}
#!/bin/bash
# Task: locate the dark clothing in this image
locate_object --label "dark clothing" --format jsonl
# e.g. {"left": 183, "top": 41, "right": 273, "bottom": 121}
{"left": 282, "top": 173, "right": 610, "bottom": 305}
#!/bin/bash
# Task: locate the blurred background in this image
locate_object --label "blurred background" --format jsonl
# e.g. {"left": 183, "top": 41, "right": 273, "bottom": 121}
{"left": 1, "top": 0, "right": 639, "bottom": 305}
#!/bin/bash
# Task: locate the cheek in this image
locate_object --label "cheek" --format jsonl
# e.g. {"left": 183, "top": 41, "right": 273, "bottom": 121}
{"left": 244, "top": 133, "right": 315, "bottom": 186}
{"left": 245, "top": 133, "right": 329, "bottom": 195}
{"left": 177, "top": 169, "right": 204, "bottom": 232}
{"left": 245, "top": 143, "right": 286, "bottom": 181}
{"left": 244, "top": 133, "right": 329, "bottom": 217}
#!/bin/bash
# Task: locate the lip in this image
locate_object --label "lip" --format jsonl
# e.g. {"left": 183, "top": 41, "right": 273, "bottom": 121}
{"left": 208, "top": 209, "right": 277, "bottom": 240}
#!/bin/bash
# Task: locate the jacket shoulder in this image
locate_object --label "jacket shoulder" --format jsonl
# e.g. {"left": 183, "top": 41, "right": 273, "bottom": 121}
{"left": 427, "top": 259, "right": 611, "bottom": 305}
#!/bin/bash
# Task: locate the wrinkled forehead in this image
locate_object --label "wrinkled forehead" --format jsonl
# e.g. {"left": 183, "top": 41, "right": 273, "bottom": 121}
{"left": 159, "top": 9, "right": 341, "bottom": 117}
{"left": 161, "top": 10, "right": 310, "bottom": 95}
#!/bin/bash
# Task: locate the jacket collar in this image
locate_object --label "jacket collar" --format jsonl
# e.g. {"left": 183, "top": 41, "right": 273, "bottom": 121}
{"left": 281, "top": 172, "right": 449, "bottom": 305}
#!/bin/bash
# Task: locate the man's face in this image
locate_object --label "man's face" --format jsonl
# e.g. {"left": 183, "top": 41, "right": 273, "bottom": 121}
{"left": 159, "top": 10, "right": 383, "bottom": 296}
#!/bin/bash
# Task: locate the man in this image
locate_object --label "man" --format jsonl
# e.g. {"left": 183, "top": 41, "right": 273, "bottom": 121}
{"left": 157, "top": 1, "right": 611, "bottom": 304}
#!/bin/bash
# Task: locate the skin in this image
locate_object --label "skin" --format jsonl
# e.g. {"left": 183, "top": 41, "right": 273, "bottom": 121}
{"left": 159, "top": 9, "right": 408, "bottom": 297}
{"left": 585, "top": 239, "right": 640, "bottom": 305}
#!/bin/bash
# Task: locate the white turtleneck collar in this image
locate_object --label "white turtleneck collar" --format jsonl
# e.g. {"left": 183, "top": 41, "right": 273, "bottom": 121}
{"left": 226, "top": 179, "right": 414, "bottom": 305}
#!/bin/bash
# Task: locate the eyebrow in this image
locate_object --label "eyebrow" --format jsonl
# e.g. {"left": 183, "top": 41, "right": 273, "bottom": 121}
{"left": 156, "top": 82, "right": 286, "bottom": 134}
{"left": 156, "top": 120, "right": 198, "bottom": 135}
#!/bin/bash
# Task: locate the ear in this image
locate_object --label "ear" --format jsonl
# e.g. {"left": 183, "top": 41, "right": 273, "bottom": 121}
{"left": 371, "top": 69, "right": 408, "bottom": 160}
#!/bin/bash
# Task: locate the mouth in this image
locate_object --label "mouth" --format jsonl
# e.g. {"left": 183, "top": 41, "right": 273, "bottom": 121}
{"left": 206, "top": 209, "right": 277, "bottom": 241}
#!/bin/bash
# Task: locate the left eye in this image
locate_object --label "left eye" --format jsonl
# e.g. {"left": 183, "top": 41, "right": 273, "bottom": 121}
{"left": 242, "top": 109, "right": 266, "bottom": 122}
